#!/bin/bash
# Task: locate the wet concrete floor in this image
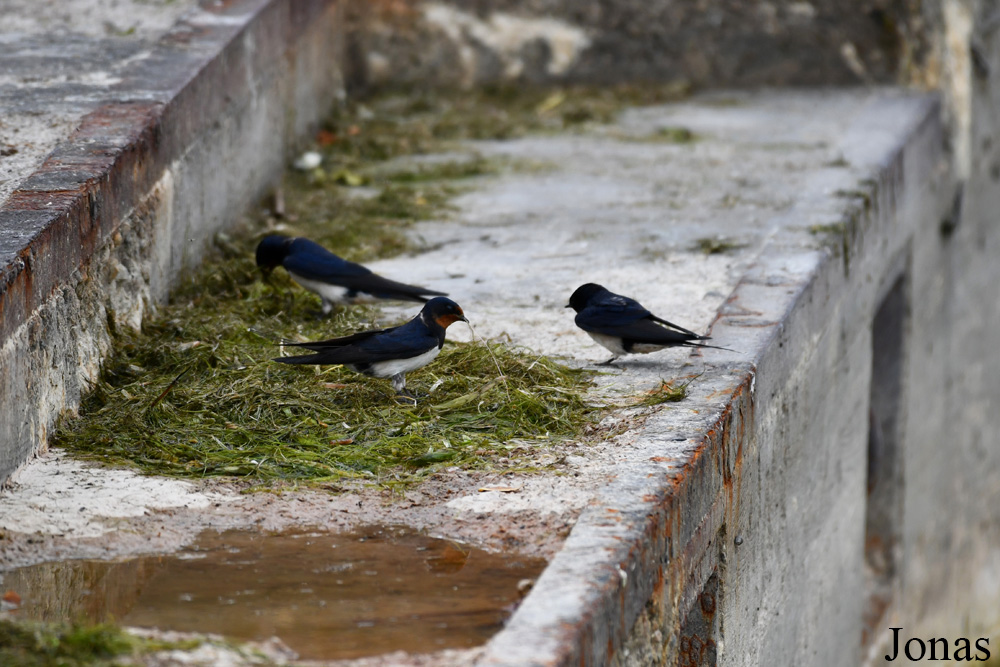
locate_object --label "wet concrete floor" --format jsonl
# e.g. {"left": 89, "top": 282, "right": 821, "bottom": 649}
{"left": 2, "top": 525, "right": 545, "bottom": 660}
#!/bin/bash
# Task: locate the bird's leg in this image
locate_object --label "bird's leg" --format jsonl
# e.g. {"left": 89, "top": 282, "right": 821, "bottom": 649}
{"left": 598, "top": 357, "right": 619, "bottom": 366}
{"left": 391, "top": 374, "right": 418, "bottom": 405}
{"left": 312, "top": 298, "right": 335, "bottom": 320}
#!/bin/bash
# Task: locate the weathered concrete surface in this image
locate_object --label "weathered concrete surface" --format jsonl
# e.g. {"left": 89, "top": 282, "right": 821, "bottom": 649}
{"left": 0, "top": 0, "right": 346, "bottom": 482}
{"left": 347, "top": 0, "right": 932, "bottom": 90}
{"left": 889, "top": 1, "right": 1000, "bottom": 657}
{"left": 0, "top": 451, "right": 226, "bottom": 540}
{"left": 456, "top": 92, "right": 969, "bottom": 667}
{"left": 0, "top": 0, "right": 199, "bottom": 206}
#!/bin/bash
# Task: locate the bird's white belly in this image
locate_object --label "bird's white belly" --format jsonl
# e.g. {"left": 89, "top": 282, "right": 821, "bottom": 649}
{"left": 586, "top": 332, "right": 628, "bottom": 356}
{"left": 288, "top": 273, "right": 377, "bottom": 305}
{"left": 365, "top": 346, "right": 441, "bottom": 378}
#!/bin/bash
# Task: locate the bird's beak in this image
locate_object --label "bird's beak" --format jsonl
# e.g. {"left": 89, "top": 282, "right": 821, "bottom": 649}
{"left": 437, "top": 313, "right": 469, "bottom": 328}
{"left": 564, "top": 304, "right": 572, "bottom": 308}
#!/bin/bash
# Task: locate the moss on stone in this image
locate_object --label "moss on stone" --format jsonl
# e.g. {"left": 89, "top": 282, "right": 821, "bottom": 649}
{"left": 693, "top": 237, "right": 745, "bottom": 255}
{"left": 0, "top": 619, "right": 182, "bottom": 666}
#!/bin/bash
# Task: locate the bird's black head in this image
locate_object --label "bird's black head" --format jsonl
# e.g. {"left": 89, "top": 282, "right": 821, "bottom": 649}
{"left": 566, "top": 283, "right": 608, "bottom": 312}
{"left": 422, "top": 297, "right": 468, "bottom": 329}
{"left": 255, "top": 234, "right": 293, "bottom": 271}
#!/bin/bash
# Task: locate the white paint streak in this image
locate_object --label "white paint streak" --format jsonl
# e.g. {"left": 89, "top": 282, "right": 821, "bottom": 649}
{"left": 423, "top": 3, "right": 590, "bottom": 83}
{"left": 943, "top": 0, "right": 973, "bottom": 179}
{"left": 0, "top": 452, "right": 232, "bottom": 539}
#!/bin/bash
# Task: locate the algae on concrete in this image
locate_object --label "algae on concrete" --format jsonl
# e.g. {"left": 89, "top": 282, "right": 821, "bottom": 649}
{"left": 693, "top": 236, "right": 746, "bottom": 255}
{"left": 0, "top": 618, "right": 294, "bottom": 666}
{"left": 0, "top": 619, "right": 191, "bottom": 667}
{"left": 639, "top": 376, "right": 699, "bottom": 406}
{"left": 808, "top": 222, "right": 848, "bottom": 237}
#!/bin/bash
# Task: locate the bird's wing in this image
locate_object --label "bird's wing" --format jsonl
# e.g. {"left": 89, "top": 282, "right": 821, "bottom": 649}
{"left": 577, "top": 309, "right": 704, "bottom": 345}
{"left": 283, "top": 242, "right": 445, "bottom": 300}
{"left": 338, "top": 272, "right": 447, "bottom": 301}
{"left": 574, "top": 298, "right": 649, "bottom": 332}
{"left": 282, "top": 245, "right": 370, "bottom": 284}
{"left": 593, "top": 292, "right": 652, "bottom": 317}
{"left": 281, "top": 325, "right": 400, "bottom": 352}
{"left": 648, "top": 314, "right": 701, "bottom": 338}
{"left": 586, "top": 292, "right": 704, "bottom": 338}
{"left": 275, "top": 323, "right": 437, "bottom": 365}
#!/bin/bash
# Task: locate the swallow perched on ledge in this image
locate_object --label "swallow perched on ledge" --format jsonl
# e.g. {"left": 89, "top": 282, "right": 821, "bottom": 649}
{"left": 566, "top": 283, "right": 730, "bottom": 364}
{"left": 255, "top": 234, "right": 447, "bottom": 315}
{"left": 274, "top": 297, "right": 468, "bottom": 400}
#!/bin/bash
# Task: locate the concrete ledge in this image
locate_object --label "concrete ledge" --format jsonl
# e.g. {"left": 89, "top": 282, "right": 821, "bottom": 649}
{"left": 0, "top": 0, "right": 345, "bottom": 481}
{"left": 475, "top": 95, "right": 958, "bottom": 665}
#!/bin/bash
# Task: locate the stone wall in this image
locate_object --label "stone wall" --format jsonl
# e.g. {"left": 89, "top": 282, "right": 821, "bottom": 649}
{"left": 348, "top": 0, "right": 932, "bottom": 91}
{"left": 0, "top": 0, "right": 346, "bottom": 481}
{"left": 899, "top": 0, "right": 1000, "bottom": 653}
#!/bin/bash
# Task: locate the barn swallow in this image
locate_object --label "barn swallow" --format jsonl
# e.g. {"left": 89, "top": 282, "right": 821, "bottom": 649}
{"left": 255, "top": 235, "right": 447, "bottom": 315}
{"left": 274, "top": 297, "right": 468, "bottom": 400}
{"left": 566, "top": 283, "right": 730, "bottom": 364}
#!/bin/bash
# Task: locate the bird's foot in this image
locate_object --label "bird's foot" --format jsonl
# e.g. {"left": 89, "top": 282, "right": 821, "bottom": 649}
{"left": 312, "top": 307, "right": 336, "bottom": 320}
{"left": 394, "top": 390, "right": 419, "bottom": 406}
{"left": 597, "top": 357, "right": 619, "bottom": 367}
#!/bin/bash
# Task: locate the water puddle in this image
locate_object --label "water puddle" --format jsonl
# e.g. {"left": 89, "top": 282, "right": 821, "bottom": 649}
{"left": 1, "top": 525, "right": 546, "bottom": 660}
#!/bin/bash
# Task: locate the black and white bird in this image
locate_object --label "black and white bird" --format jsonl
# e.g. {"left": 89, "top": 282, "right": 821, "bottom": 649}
{"left": 256, "top": 234, "right": 446, "bottom": 315}
{"left": 274, "top": 297, "right": 468, "bottom": 400}
{"left": 566, "top": 283, "right": 728, "bottom": 364}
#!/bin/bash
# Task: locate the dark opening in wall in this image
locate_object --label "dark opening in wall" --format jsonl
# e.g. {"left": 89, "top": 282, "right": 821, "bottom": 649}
{"left": 677, "top": 570, "right": 719, "bottom": 667}
{"left": 863, "top": 274, "right": 908, "bottom": 646}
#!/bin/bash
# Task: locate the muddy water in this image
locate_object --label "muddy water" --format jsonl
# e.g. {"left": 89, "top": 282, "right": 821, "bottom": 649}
{"left": 1, "top": 525, "right": 546, "bottom": 660}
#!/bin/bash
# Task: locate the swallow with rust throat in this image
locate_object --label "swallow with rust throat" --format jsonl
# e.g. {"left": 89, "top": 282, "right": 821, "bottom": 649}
{"left": 274, "top": 297, "right": 468, "bottom": 400}
{"left": 256, "top": 234, "right": 447, "bottom": 315}
{"left": 566, "top": 283, "right": 730, "bottom": 364}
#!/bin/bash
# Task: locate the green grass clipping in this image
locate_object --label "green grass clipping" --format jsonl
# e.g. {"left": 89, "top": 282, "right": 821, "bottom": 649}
{"left": 50, "top": 87, "right": 658, "bottom": 487}
{"left": 53, "top": 230, "right": 593, "bottom": 486}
